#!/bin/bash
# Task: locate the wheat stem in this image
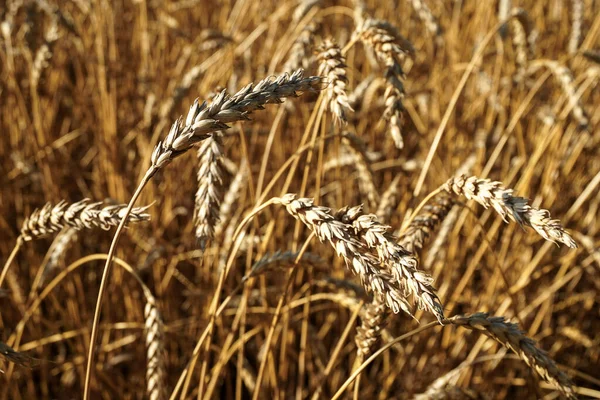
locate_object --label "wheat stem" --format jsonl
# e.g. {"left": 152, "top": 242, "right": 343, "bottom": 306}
{"left": 0, "top": 237, "right": 23, "bottom": 289}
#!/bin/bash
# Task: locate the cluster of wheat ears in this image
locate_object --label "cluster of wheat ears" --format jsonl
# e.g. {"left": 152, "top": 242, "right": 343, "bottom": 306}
{"left": 1, "top": 0, "right": 599, "bottom": 398}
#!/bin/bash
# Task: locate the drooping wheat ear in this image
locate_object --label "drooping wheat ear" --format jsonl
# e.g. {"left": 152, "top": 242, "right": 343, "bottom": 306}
{"left": 508, "top": 10, "right": 529, "bottom": 81}
{"left": 338, "top": 205, "right": 445, "bottom": 322}
{"left": 292, "top": 0, "right": 321, "bottom": 25}
{"left": 31, "top": 17, "right": 58, "bottom": 86}
{"left": 448, "top": 313, "right": 577, "bottom": 399}
{"left": 275, "top": 194, "right": 412, "bottom": 315}
{"left": 143, "top": 288, "right": 166, "bottom": 400}
{"left": 0, "top": 340, "right": 34, "bottom": 370}
{"left": 498, "top": 0, "right": 511, "bottom": 37}
{"left": 214, "top": 161, "right": 247, "bottom": 237}
{"left": 194, "top": 131, "right": 224, "bottom": 247}
{"left": 568, "top": 0, "right": 583, "bottom": 54}
{"left": 20, "top": 199, "right": 151, "bottom": 241}
{"left": 527, "top": 60, "right": 588, "bottom": 129}
{"left": 317, "top": 39, "right": 353, "bottom": 124}
{"left": 376, "top": 175, "right": 401, "bottom": 221}
{"left": 342, "top": 139, "right": 379, "bottom": 209}
{"left": 283, "top": 20, "right": 319, "bottom": 73}
{"left": 408, "top": 0, "right": 441, "bottom": 36}
{"left": 151, "top": 69, "right": 323, "bottom": 170}
{"left": 243, "top": 250, "right": 326, "bottom": 282}
{"left": 359, "top": 19, "right": 412, "bottom": 149}
{"left": 398, "top": 195, "right": 456, "bottom": 254}
{"left": 355, "top": 295, "right": 389, "bottom": 358}
{"left": 443, "top": 175, "right": 577, "bottom": 248}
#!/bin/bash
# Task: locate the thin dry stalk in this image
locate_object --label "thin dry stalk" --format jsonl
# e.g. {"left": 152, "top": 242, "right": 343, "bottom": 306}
{"left": 275, "top": 194, "right": 412, "bottom": 315}
{"left": 443, "top": 175, "right": 577, "bottom": 248}
{"left": 317, "top": 39, "right": 353, "bottom": 124}
{"left": 194, "top": 132, "right": 224, "bottom": 247}
{"left": 448, "top": 313, "right": 577, "bottom": 399}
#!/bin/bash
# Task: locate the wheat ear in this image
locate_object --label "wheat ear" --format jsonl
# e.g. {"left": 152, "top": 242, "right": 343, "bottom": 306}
{"left": 275, "top": 194, "right": 412, "bottom": 315}
{"left": 194, "top": 132, "right": 224, "bottom": 247}
{"left": 443, "top": 175, "right": 576, "bottom": 248}
{"left": 84, "top": 70, "right": 323, "bottom": 400}
{"left": 317, "top": 39, "right": 353, "bottom": 124}
{"left": 448, "top": 313, "right": 577, "bottom": 399}
{"left": 143, "top": 289, "right": 166, "bottom": 400}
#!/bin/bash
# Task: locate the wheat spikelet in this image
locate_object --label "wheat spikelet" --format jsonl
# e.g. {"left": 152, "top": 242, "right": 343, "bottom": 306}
{"left": 443, "top": 175, "right": 577, "bottom": 248}
{"left": 398, "top": 195, "right": 456, "bottom": 254}
{"left": 317, "top": 39, "right": 353, "bottom": 124}
{"left": 528, "top": 60, "right": 588, "bottom": 129}
{"left": 143, "top": 289, "right": 166, "bottom": 400}
{"left": 448, "top": 313, "right": 577, "bottom": 399}
{"left": 358, "top": 19, "right": 412, "bottom": 148}
{"left": 408, "top": 0, "right": 441, "bottom": 36}
{"left": 214, "top": 161, "right": 247, "bottom": 237}
{"left": 20, "top": 199, "right": 151, "bottom": 241}
{"left": 0, "top": 340, "right": 34, "bottom": 370}
{"left": 283, "top": 20, "right": 319, "bottom": 73}
{"left": 355, "top": 295, "right": 389, "bottom": 358}
{"left": 41, "top": 228, "right": 78, "bottom": 284}
{"left": 244, "top": 250, "right": 326, "bottom": 282}
{"left": 194, "top": 132, "right": 224, "bottom": 247}
{"left": 31, "top": 17, "right": 58, "bottom": 86}
{"left": 275, "top": 194, "right": 413, "bottom": 315}
{"left": 151, "top": 69, "right": 323, "bottom": 170}
{"left": 508, "top": 11, "right": 529, "bottom": 81}
{"left": 568, "top": 0, "right": 583, "bottom": 54}
{"left": 338, "top": 204, "right": 445, "bottom": 322}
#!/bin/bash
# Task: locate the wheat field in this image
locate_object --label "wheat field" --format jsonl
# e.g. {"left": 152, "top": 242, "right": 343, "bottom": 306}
{"left": 1, "top": 0, "right": 599, "bottom": 399}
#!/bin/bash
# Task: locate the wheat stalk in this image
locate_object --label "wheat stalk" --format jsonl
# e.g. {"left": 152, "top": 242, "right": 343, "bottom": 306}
{"left": 448, "top": 313, "right": 577, "bottom": 399}
{"left": 443, "top": 175, "right": 576, "bottom": 248}
{"left": 194, "top": 132, "right": 224, "bottom": 247}
{"left": 317, "top": 39, "right": 353, "bottom": 124}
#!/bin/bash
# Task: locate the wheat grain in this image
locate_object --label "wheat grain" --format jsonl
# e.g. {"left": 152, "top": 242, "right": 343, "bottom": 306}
{"left": 20, "top": 199, "right": 151, "bottom": 241}
{"left": 355, "top": 296, "right": 388, "bottom": 358}
{"left": 443, "top": 175, "right": 576, "bottom": 248}
{"left": 151, "top": 69, "right": 323, "bottom": 170}
{"left": 448, "top": 313, "right": 577, "bottom": 399}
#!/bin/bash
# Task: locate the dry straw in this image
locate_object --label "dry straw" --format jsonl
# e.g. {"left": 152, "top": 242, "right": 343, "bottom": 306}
{"left": 443, "top": 175, "right": 576, "bottom": 248}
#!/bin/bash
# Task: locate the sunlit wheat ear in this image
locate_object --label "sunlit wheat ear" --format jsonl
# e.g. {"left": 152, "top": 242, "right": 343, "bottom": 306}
{"left": 194, "top": 131, "right": 224, "bottom": 248}
{"left": 358, "top": 19, "right": 412, "bottom": 148}
{"left": 20, "top": 199, "right": 151, "bottom": 241}
{"left": 31, "top": 18, "right": 58, "bottom": 86}
{"left": 151, "top": 69, "right": 323, "bottom": 170}
{"left": 317, "top": 38, "right": 353, "bottom": 124}
{"left": 408, "top": 0, "right": 442, "bottom": 37}
{"left": 443, "top": 175, "right": 576, "bottom": 248}
{"left": 338, "top": 205, "right": 445, "bottom": 322}
{"left": 275, "top": 194, "right": 413, "bottom": 316}
{"left": 143, "top": 289, "right": 166, "bottom": 400}
{"left": 397, "top": 195, "right": 456, "bottom": 254}
{"left": 448, "top": 313, "right": 577, "bottom": 399}
{"left": 283, "top": 20, "right": 319, "bottom": 73}
{"left": 568, "top": 0, "right": 583, "bottom": 54}
{"left": 508, "top": 10, "right": 529, "bottom": 81}
{"left": 355, "top": 297, "right": 388, "bottom": 358}
{"left": 527, "top": 60, "right": 588, "bottom": 129}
